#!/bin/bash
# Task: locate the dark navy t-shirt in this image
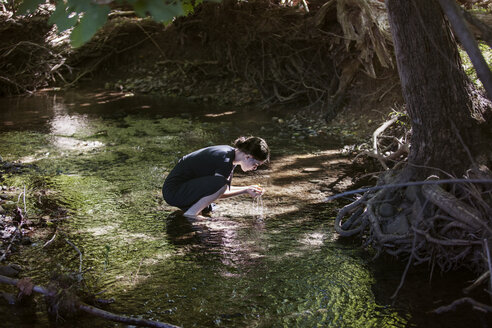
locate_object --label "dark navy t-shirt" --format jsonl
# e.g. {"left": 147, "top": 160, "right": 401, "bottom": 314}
{"left": 165, "top": 145, "right": 236, "bottom": 185}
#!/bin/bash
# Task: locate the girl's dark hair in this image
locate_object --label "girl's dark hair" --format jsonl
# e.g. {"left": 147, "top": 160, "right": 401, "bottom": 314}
{"left": 234, "top": 136, "right": 270, "bottom": 162}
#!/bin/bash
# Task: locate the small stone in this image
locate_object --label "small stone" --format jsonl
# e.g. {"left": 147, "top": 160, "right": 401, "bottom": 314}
{"left": 379, "top": 203, "right": 394, "bottom": 217}
{"left": 309, "top": 189, "right": 321, "bottom": 194}
{"left": 405, "top": 185, "right": 419, "bottom": 202}
{"left": 385, "top": 214, "right": 409, "bottom": 235}
{"left": 0, "top": 265, "right": 19, "bottom": 277}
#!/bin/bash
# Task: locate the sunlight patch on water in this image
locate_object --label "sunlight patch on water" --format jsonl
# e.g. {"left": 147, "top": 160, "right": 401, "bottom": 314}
{"left": 0, "top": 94, "right": 409, "bottom": 328}
{"left": 50, "top": 114, "right": 91, "bottom": 136}
{"left": 298, "top": 231, "right": 326, "bottom": 246}
{"left": 52, "top": 136, "right": 104, "bottom": 151}
{"left": 85, "top": 224, "right": 119, "bottom": 236}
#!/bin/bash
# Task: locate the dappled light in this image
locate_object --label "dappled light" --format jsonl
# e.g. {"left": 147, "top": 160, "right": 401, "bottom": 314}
{"left": 1, "top": 0, "right": 491, "bottom": 326}
{"left": 0, "top": 92, "right": 408, "bottom": 327}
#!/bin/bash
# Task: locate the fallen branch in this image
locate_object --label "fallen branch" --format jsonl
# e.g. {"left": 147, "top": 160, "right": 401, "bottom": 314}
{"left": 325, "top": 178, "right": 492, "bottom": 201}
{"left": 0, "top": 275, "right": 180, "bottom": 328}
{"left": 463, "top": 270, "right": 490, "bottom": 294}
{"left": 432, "top": 297, "right": 492, "bottom": 313}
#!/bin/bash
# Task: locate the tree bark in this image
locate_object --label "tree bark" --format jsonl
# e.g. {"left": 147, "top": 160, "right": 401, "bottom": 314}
{"left": 385, "top": 0, "right": 480, "bottom": 177}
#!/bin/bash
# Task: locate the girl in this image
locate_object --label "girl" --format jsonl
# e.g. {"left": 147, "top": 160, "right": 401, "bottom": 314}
{"left": 162, "top": 136, "right": 269, "bottom": 220}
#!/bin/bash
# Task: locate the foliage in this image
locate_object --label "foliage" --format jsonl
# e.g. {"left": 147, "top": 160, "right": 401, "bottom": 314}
{"left": 460, "top": 41, "right": 492, "bottom": 89}
{"left": 17, "top": 0, "right": 209, "bottom": 47}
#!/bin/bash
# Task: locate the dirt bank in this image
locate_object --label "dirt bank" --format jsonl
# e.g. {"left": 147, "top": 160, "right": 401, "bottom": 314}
{"left": 1, "top": 1, "right": 402, "bottom": 128}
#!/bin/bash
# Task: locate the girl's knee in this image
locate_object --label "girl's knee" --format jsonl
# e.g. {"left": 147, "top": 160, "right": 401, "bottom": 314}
{"left": 217, "top": 184, "right": 227, "bottom": 195}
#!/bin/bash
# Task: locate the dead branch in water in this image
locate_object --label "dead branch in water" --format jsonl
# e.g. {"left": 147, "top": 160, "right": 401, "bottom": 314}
{"left": 0, "top": 274, "right": 180, "bottom": 328}
{"left": 432, "top": 297, "right": 492, "bottom": 314}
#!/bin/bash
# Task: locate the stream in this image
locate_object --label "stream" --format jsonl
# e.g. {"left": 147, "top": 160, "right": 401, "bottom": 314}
{"left": 0, "top": 91, "right": 484, "bottom": 327}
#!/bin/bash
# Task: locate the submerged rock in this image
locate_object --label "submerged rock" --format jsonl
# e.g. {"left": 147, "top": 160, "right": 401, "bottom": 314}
{"left": 0, "top": 264, "right": 19, "bottom": 277}
{"left": 379, "top": 203, "right": 394, "bottom": 217}
{"left": 384, "top": 214, "right": 409, "bottom": 235}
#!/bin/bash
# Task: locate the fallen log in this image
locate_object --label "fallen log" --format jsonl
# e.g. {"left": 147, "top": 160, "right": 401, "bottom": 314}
{"left": 0, "top": 275, "right": 180, "bottom": 328}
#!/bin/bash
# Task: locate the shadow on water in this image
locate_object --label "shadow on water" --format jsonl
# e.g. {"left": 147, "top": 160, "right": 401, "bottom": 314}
{"left": 0, "top": 91, "right": 487, "bottom": 327}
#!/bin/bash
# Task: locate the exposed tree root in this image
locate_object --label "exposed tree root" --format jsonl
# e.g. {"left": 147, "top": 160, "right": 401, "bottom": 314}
{"left": 333, "top": 163, "right": 492, "bottom": 310}
{"left": 353, "top": 112, "right": 410, "bottom": 170}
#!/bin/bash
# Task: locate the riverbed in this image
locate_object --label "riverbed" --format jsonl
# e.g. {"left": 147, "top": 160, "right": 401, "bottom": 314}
{"left": 0, "top": 91, "right": 485, "bottom": 327}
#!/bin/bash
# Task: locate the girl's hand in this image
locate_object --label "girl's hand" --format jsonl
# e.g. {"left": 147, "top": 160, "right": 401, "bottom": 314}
{"left": 246, "top": 185, "right": 264, "bottom": 197}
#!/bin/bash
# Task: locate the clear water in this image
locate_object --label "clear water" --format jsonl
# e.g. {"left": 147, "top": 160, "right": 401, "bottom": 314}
{"left": 0, "top": 91, "right": 480, "bottom": 327}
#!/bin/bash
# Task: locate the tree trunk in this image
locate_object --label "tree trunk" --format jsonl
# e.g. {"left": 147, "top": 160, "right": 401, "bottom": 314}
{"left": 385, "top": 0, "right": 479, "bottom": 178}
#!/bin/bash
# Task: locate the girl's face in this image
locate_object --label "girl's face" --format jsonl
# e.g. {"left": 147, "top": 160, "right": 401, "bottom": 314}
{"left": 241, "top": 155, "right": 264, "bottom": 171}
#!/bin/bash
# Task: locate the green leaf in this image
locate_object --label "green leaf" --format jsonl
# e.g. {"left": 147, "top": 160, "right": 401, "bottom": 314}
{"left": 70, "top": 4, "right": 110, "bottom": 48}
{"left": 17, "top": 0, "right": 45, "bottom": 15}
{"left": 147, "top": 0, "right": 184, "bottom": 22}
{"left": 133, "top": 0, "right": 148, "bottom": 18}
{"left": 182, "top": 0, "right": 194, "bottom": 15}
{"left": 67, "top": 0, "right": 94, "bottom": 13}
{"left": 49, "top": 2, "right": 79, "bottom": 32}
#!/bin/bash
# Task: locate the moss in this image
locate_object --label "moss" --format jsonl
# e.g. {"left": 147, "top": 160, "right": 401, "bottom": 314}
{"left": 460, "top": 41, "right": 492, "bottom": 89}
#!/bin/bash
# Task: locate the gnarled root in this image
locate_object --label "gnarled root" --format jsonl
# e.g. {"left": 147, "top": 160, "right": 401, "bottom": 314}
{"left": 333, "top": 165, "right": 492, "bottom": 310}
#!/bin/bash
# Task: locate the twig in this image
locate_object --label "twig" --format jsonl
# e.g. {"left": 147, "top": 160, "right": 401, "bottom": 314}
{"left": 1, "top": 188, "right": 28, "bottom": 261}
{"left": 132, "top": 258, "right": 145, "bottom": 285}
{"left": 463, "top": 270, "right": 490, "bottom": 294}
{"left": 391, "top": 233, "right": 417, "bottom": 300}
{"left": 373, "top": 116, "right": 399, "bottom": 155}
{"left": 0, "top": 228, "right": 18, "bottom": 262}
{"left": 324, "top": 178, "right": 492, "bottom": 201}
{"left": 43, "top": 232, "right": 57, "bottom": 248}
{"left": 135, "top": 22, "right": 166, "bottom": 58}
{"left": 0, "top": 75, "right": 30, "bottom": 93}
{"left": 58, "top": 231, "right": 83, "bottom": 278}
{"left": 65, "top": 238, "right": 83, "bottom": 278}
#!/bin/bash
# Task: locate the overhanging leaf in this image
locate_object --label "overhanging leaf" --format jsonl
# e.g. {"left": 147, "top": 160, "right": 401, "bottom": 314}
{"left": 133, "top": 0, "right": 148, "bottom": 18}
{"left": 67, "top": 0, "right": 94, "bottom": 13}
{"left": 147, "top": 0, "right": 184, "bottom": 22}
{"left": 17, "top": 0, "right": 45, "bottom": 15}
{"left": 70, "top": 4, "right": 110, "bottom": 48}
{"left": 49, "top": 2, "right": 78, "bottom": 33}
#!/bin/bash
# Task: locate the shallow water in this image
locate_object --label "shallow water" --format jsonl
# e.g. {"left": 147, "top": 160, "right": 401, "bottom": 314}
{"left": 0, "top": 92, "right": 484, "bottom": 327}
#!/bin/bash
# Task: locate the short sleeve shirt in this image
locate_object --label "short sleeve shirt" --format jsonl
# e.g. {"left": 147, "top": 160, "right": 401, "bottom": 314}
{"left": 165, "top": 145, "right": 236, "bottom": 185}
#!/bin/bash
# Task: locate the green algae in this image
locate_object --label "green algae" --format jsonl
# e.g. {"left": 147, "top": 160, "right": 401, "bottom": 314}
{"left": 0, "top": 96, "right": 408, "bottom": 327}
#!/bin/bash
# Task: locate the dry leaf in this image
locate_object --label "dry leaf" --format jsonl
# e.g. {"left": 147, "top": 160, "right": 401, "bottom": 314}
{"left": 16, "top": 277, "right": 34, "bottom": 297}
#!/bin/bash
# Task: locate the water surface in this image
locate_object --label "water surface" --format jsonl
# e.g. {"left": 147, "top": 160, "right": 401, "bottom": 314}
{"left": 0, "top": 91, "right": 409, "bottom": 327}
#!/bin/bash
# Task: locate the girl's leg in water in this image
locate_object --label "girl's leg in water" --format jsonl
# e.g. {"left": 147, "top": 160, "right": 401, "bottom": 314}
{"left": 184, "top": 185, "right": 227, "bottom": 220}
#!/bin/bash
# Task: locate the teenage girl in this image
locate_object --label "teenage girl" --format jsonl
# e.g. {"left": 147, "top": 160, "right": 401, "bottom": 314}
{"left": 162, "top": 136, "right": 270, "bottom": 219}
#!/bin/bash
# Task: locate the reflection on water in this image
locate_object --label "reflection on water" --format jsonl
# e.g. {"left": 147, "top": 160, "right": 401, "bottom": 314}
{"left": 0, "top": 92, "right": 407, "bottom": 327}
